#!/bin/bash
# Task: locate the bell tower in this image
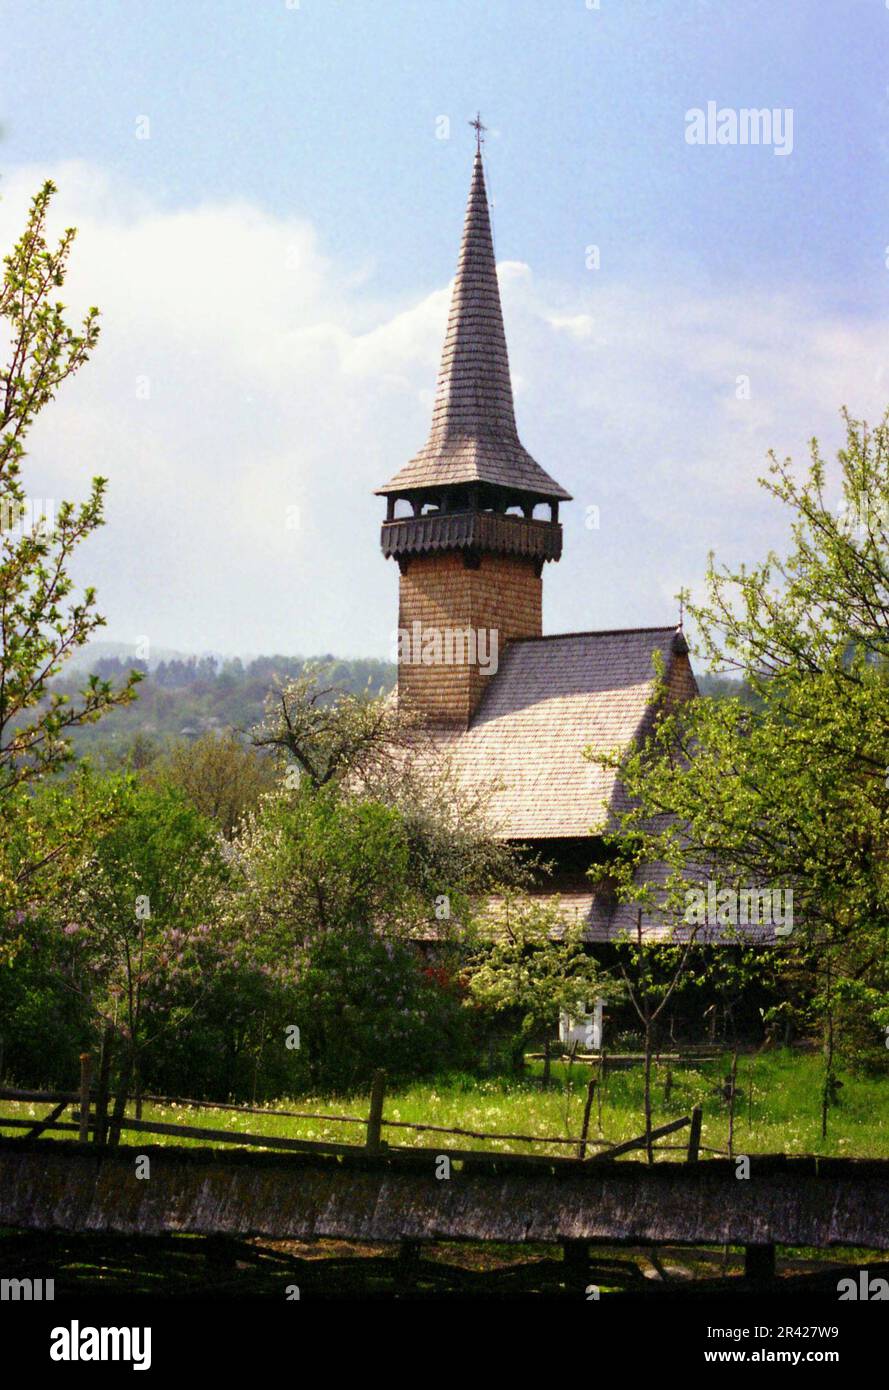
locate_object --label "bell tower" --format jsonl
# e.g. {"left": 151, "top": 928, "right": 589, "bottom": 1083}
{"left": 377, "top": 133, "right": 571, "bottom": 728}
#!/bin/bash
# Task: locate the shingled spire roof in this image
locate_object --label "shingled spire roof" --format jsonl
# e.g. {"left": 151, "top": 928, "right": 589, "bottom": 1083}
{"left": 377, "top": 149, "right": 571, "bottom": 501}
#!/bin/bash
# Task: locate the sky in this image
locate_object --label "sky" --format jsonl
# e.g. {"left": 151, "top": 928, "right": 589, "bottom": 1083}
{"left": 1, "top": 0, "right": 888, "bottom": 662}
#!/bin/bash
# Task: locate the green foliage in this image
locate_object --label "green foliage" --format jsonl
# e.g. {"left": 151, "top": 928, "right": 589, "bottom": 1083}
{"left": 233, "top": 781, "right": 428, "bottom": 952}
{"left": 0, "top": 658, "right": 522, "bottom": 1098}
{"left": 0, "top": 906, "right": 93, "bottom": 1087}
{"left": 57, "top": 774, "right": 233, "bottom": 1088}
{"left": 146, "top": 731, "right": 277, "bottom": 838}
{"left": 587, "top": 407, "right": 889, "bottom": 1098}
{"left": 284, "top": 929, "right": 472, "bottom": 1093}
{"left": 245, "top": 665, "right": 523, "bottom": 925}
{"left": 0, "top": 182, "right": 139, "bottom": 921}
{"left": 464, "top": 895, "right": 613, "bottom": 1050}
{"left": 128, "top": 961, "right": 298, "bottom": 1102}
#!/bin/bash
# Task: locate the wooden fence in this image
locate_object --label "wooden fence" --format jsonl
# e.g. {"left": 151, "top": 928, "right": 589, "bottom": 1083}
{"left": 0, "top": 1058, "right": 708, "bottom": 1168}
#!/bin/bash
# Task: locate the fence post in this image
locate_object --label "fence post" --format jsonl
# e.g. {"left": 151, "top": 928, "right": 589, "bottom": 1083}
{"left": 94, "top": 1026, "right": 114, "bottom": 1146}
{"left": 396, "top": 1239, "right": 421, "bottom": 1291}
{"left": 744, "top": 1244, "right": 775, "bottom": 1282}
{"left": 577, "top": 1078, "right": 597, "bottom": 1159}
{"left": 107, "top": 1052, "right": 133, "bottom": 1149}
{"left": 365, "top": 1069, "right": 387, "bottom": 1154}
{"left": 687, "top": 1104, "right": 702, "bottom": 1162}
{"left": 562, "top": 1239, "right": 589, "bottom": 1286}
{"left": 78, "top": 1053, "right": 92, "bottom": 1143}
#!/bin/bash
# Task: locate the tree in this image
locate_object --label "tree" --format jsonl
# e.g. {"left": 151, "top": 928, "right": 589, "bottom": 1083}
{"left": 588, "top": 408, "right": 889, "bottom": 1135}
{"left": 464, "top": 895, "right": 612, "bottom": 1081}
{"left": 238, "top": 667, "right": 536, "bottom": 1087}
{"left": 251, "top": 663, "right": 523, "bottom": 914}
{"left": 609, "top": 918, "right": 701, "bottom": 1161}
{"left": 61, "top": 775, "right": 232, "bottom": 1107}
{"left": 229, "top": 779, "right": 473, "bottom": 1089}
{"left": 250, "top": 661, "right": 416, "bottom": 789}
{"left": 0, "top": 769, "right": 129, "bottom": 979}
{"left": 232, "top": 781, "right": 432, "bottom": 958}
{"left": 284, "top": 926, "right": 471, "bottom": 1092}
{"left": 149, "top": 731, "right": 276, "bottom": 838}
{"left": 0, "top": 182, "right": 139, "bottom": 915}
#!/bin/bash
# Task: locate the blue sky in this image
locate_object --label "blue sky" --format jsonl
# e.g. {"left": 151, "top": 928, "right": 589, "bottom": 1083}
{"left": 2, "top": 0, "right": 888, "bottom": 659}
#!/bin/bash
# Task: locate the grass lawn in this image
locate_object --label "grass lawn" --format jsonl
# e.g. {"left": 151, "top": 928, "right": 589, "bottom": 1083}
{"left": 1, "top": 1047, "right": 887, "bottom": 1159}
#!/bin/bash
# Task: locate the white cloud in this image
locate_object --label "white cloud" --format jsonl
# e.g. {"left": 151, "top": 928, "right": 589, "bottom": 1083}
{"left": 1, "top": 161, "right": 885, "bottom": 659}
{"left": 546, "top": 312, "right": 598, "bottom": 340}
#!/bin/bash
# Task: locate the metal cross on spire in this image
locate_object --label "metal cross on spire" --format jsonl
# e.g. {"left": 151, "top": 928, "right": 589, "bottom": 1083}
{"left": 469, "top": 112, "right": 487, "bottom": 152}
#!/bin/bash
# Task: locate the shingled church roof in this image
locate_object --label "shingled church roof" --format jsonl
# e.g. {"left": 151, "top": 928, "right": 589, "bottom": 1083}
{"left": 376, "top": 150, "right": 571, "bottom": 502}
{"left": 433, "top": 625, "right": 694, "bottom": 840}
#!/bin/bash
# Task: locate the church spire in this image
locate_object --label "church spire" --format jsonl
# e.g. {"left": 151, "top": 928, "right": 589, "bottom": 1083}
{"left": 376, "top": 143, "right": 570, "bottom": 503}
{"left": 427, "top": 146, "right": 521, "bottom": 456}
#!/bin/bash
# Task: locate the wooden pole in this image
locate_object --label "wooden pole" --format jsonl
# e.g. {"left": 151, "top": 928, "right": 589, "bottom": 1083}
{"left": 78, "top": 1053, "right": 92, "bottom": 1143}
{"left": 22, "top": 1099, "right": 69, "bottom": 1140}
{"left": 727, "top": 1045, "right": 739, "bottom": 1159}
{"left": 687, "top": 1104, "right": 702, "bottom": 1162}
{"left": 586, "top": 1113, "right": 690, "bottom": 1162}
{"left": 577, "top": 1078, "right": 597, "bottom": 1159}
{"left": 94, "top": 1026, "right": 114, "bottom": 1146}
{"left": 365, "top": 1069, "right": 386, "bottom": 1154}
{"left": 597, "top": 1051, "right": 606, "bottom": 1129}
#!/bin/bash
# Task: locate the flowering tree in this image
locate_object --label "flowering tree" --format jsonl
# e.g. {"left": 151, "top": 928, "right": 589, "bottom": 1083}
{"left": 250, "top": 663, "right": 523, "bottom": 920}
{"left": 464, "top": 895, "right": 613, "bottom": 1080}
{"left": 60, "top": 775, "right": 232, "bottom": 1104}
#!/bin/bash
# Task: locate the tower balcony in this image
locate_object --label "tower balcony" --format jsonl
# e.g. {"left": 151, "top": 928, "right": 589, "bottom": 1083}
{"left": 380, "top": 509, "right": 562, "bottom": 566}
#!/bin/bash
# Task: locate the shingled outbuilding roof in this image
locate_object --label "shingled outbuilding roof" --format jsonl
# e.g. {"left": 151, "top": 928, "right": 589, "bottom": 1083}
{"left": 377, "top": 150, "right": 571, "bottom": 503}
{"left": 434, "top": 625, "right": 694, "bottom": 840}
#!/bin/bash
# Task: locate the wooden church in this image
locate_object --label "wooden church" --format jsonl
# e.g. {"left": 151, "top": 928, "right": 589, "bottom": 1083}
{"left": 375, "top": 141, "right": 700, "bottom": 944}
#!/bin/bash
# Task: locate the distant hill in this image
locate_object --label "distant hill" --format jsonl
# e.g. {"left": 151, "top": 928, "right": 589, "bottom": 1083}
{"left": 63, "top": 640, "right": 210, "bottom": 673}
{"left": 696, "top": 672, "right": 761, "bottom": 706}
{"left": 53, "top": 654, "right": 397, "bottom": 760}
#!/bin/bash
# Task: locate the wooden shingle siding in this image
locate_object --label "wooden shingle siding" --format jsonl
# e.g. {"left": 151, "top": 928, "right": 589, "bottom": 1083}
{"left": 398, "top": 552, "right": 542, "bottom": 727}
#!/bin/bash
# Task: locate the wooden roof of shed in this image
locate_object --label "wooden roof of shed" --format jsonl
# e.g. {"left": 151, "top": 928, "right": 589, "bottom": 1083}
{"left": 6, "top": 1140, "right": 888, "bottom": 1249}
